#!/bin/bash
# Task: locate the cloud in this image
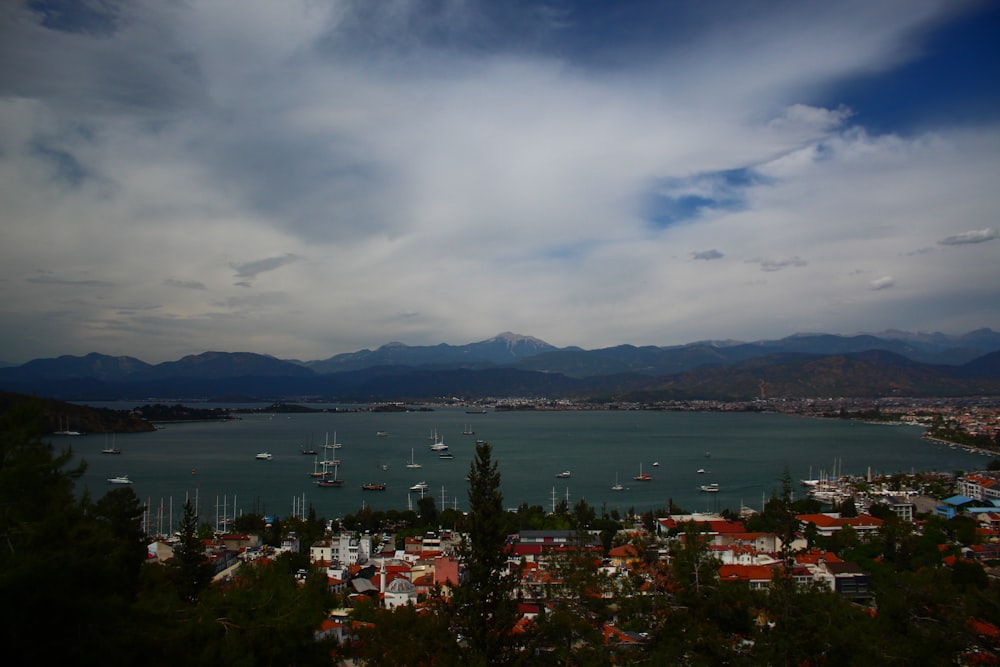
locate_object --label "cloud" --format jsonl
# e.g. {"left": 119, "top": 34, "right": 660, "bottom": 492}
{"left": 767, "top": 103, "right": 853, "bottom": 133}
{"left": 0, "top": 1, "right": 997, "bottom": 362}
{"left": 752, "top": 257, "right": 808, "bottom": 272}
{"left": 229, "top": 254, "right": 301, "bottom": 280}
{"left": 25, "top": 272, "right": 113, "bottom": 287}
{"left": 164, "top": 278, "right": 207, "bottom": 290}
{"left": 869, "top": 276, "right": 895, "bottom": 290}
{"left": 937, "top": 228, "right": 997, "bottom": 246}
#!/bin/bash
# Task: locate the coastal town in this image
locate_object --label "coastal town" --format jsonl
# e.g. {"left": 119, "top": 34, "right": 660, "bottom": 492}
{"left": 5, "top": 390, "right": 1000, "bottom": 663}
{"left": 140, "top": 402, "right": 1000, "bottom": 663}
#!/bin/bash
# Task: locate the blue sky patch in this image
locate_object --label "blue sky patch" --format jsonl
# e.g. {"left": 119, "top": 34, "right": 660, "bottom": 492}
{"left": 643, "top": 167, "right": 763, "bottom": 228}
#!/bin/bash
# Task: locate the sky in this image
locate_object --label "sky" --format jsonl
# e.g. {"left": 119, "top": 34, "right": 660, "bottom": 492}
{"left": 1, "top": 0, "right": 999, "bottom": 364}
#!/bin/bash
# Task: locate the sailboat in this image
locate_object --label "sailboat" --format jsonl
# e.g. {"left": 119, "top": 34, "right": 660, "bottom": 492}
{"left": 611, "top": 473, "right": 624, "bottom": 491}
{"left": 101, "top": 433, "right": 121, "bottom": 455}
{"left": 308, "top": 457, "right": 329, "bottom": 478}
{"left": 429, "top": 429, "right": 448, "bottom": 451}
{"left": 406, "top": 449, "right": 422, "bottom": 469}
{"left": 54, "top": 416, "right": 82, "bottom": 436}
{"left": 315, "top": 459, "right": 343, "bottom": 487}
{"left": 633, "top": 463, "right": 652, "bottom": 482}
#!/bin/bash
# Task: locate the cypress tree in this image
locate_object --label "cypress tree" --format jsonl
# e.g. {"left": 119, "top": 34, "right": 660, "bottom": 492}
{"left": 454, "top": 441, "right": 520, "bottom": 665}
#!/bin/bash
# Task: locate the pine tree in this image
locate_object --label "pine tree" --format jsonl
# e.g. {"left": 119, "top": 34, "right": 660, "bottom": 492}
{"left": 169, "top": 499, "right": 214, "bottom": 602}
{"left": 453, "top": 441, "right": 520, "bottom": 665}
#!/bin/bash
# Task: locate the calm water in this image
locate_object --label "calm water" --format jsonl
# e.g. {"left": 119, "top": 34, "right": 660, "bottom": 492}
{"left": 67, "top": 407, "right": 985, "bottom": 531}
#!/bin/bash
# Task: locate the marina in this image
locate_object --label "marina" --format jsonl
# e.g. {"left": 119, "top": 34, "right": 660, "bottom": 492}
{"left": 71, "top": 406, "right": 988, "bottom": 528}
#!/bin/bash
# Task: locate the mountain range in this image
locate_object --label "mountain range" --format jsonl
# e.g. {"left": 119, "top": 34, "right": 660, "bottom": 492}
{"left": 2, "top": 330, "right": 999, "bottom": 402}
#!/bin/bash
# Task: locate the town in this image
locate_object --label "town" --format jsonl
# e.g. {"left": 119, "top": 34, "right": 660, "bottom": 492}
{"left": 148, "top": 437, "right": 1000, "bottom": 664}
{"left": 6, "top": 394, "right": 1000, "bottom": 665}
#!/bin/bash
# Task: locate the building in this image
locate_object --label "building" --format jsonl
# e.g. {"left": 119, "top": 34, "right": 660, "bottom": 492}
{"left": 310, "top": 533, "right": 373, "bottom": 567}
{"left": 796, "top": 513, "right": 883, "bottom": 539}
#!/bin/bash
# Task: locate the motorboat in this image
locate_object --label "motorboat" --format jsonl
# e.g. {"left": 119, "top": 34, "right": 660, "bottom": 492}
{"left": 699, "top": 483, "right": 720, "bottom": 492}
{"left": 255, "top": 452, "right": 273, "bottom": 460}
{"left": 107, "top": 475, "right": 131, "bottom": 485}
{"left": 556, "top": 470, "right": 571, "bottom": 478}
{"left": 409, "top": 481, "right": 429, "bottom": 492}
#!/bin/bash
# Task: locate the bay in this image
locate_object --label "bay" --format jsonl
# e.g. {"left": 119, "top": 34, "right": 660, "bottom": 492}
{"left": 68, "top": 407, "right": 986, "bottom": 531}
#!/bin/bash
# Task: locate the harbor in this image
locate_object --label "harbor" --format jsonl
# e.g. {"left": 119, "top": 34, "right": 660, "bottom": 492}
{"left": 72, "top": 405, "right": 988, "bottom": 531}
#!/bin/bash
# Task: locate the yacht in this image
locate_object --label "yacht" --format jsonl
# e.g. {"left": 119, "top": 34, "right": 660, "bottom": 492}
{"left": 107, "top": 475, "right": 131, "bottom": 485}
{"left": 255, "top": 452, "right": 273, "bottom": 460}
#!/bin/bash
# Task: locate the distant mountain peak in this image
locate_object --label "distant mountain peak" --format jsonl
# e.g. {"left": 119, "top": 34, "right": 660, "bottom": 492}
{"left": 484, "top": 332, "right": 550, "bottom": 346}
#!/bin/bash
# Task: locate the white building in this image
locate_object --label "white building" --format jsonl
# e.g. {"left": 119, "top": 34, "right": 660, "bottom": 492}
{"left": 310, "top": 533, "right": 373, "bottom": 566}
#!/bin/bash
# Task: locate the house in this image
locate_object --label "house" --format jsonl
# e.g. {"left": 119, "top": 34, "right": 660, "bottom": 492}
{"left": 510, "top": 530, "right": 602, "bottom": 561}
{"left": 936, "top": 495, "right": 978, "bottom": 520}
{"left": 434, "top": 554, "right": 461, "bottom": 588}
{"left": 656, "top": 514, "right": 746, "bottom": 543}
{"left": 823, "top": 561, "right": 872, "bottom": 602}
{"left": 718, "top": 564, "right": 777, "bottom": 590}
{"left": 310, "top": 533, "right": 373, "bottom": 566}
{"left": 606, "top": 544, "right": 643, "bottom": 570}
{"left": 796, "top": 513, "right": 883, "bottom": 539}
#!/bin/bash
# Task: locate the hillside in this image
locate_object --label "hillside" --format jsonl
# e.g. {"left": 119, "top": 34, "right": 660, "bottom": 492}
{"left": 0, "top": 330, "right": 998, "bottom": 401}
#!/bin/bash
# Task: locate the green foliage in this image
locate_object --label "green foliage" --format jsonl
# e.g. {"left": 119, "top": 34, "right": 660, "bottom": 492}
{"left": 452, "top": 441, "right": 521, "bottom": 665}
{"left": 167, "top": 499, "right": 215, "bottom": 603}
{"left": 0, "top": 397, "right": 146, "bottom": 665}
{"left": 355, "top": 602, "right": 461, "bottom": 666}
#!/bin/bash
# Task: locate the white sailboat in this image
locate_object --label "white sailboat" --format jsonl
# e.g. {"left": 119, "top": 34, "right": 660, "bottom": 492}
{"left": 406, "top": 448, "right": 422, "bottom": 469}
{"left": 430, "top": 430, "right": 448, "bottom": 451}
{"left": 611, "top": 473, "right": 624, "bottom": 491}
